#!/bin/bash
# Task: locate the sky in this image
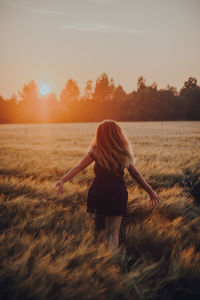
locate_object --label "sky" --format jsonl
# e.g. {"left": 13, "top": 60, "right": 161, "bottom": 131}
{"left": 0, "top": 0, "right": 200, "bottom": 99}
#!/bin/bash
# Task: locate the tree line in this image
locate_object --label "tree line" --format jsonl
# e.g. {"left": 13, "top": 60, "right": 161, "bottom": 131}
{"left": 0, "top": 74, "right": 199, "bottom": 123}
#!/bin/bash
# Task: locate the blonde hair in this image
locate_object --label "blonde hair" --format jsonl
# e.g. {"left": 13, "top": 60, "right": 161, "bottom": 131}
{"left": 88, "top": 120, "right": 136, "bottom": 172}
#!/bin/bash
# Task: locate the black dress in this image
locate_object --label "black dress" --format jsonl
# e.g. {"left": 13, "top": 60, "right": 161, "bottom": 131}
{"left": 87, "top": 151, "right": 128, "bottom": 217}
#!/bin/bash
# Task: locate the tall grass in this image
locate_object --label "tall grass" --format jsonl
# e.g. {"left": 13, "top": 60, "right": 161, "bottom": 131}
{"left": 0, "top": 121, "right": 200, "bottom": 300}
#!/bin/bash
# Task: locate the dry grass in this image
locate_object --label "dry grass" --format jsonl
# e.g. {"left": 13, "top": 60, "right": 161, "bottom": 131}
{"left": 0, "top": 121, "right": 200, "bottom": 300}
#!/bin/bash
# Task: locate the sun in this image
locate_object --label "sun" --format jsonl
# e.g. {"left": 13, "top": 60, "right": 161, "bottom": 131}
{"left": 39, "top": 83, "right": 52, "bottom": 96}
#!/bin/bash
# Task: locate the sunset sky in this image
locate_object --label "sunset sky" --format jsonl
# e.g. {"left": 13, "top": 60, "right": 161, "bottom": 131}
{"left": 1, "top": 0, "right": 199, "bottom": 99}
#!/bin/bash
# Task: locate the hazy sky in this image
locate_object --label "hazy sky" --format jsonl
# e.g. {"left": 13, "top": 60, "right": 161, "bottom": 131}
{"left": 1, "top": 0, "right": 200, "bottom": 98}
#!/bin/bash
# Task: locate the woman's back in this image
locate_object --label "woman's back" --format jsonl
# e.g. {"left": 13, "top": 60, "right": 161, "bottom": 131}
{"left": 87, "top": 146, "right": 128, "bottom": 217}
{"left": 88, "top": 147, "right": 125, "bottom": 183}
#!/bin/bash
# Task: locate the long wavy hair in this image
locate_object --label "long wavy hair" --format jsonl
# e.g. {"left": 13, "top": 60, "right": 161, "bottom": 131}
{"left": 88, "top": 120, "right": 136, "bottom": 172}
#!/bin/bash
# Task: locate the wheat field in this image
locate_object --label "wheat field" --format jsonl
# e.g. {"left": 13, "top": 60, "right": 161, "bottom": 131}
{"left": 0, "top": 121, "right": 200, "bottom": 300}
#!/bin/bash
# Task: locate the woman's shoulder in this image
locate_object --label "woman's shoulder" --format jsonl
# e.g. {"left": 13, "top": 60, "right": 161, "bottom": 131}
{"left": 87, "top": 145, "right": 97, "bottom": 159}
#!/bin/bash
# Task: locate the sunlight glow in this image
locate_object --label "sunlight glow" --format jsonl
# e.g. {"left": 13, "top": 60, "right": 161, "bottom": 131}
{"left": 39, "top": 84, "right": 52, "bottom": 95}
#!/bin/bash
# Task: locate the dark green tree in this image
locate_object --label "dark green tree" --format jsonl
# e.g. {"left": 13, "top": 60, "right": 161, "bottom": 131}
{"left": 180, "top": 77, "right": 200, "bottom": 120}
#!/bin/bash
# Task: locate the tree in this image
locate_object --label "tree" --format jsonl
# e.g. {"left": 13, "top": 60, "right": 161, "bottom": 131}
{"left": 137, "top": 76, "right": 146, "bottom": 91}
{"left": 180, "top": 77, "right": 200, "bottom": 120}
{"left": 17, "top": 80, "right": 40, "bottom": 122}
{"left": 0, "top": 95, "right": 18, "bottom": 123}
{"left": 93, "top": 73, "right": 115, "bottom": 101}
{"left": 166, "top": 84, "right": 178, "bottom": 96}
{"left": 60, "top": 79, "right": 80, "bottom": 104}
{"left": 113, "top": 84, "right": 127, "bottom": 101}
{"left": 83, "top": 79, "right": 93, "bottom": 100}
{"left": 183, "top": 77, "right": 197, "bottom": 89}
{"left": 18, "top": 80, "right": 39, "bottom": 103}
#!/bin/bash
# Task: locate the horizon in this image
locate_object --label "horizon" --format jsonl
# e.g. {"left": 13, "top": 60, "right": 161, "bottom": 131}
{"left": 0, "top": 74, "right": 197, "bottom": 101}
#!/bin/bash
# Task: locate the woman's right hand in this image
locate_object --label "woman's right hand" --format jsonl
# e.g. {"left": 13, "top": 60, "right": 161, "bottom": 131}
{"left": 149, "top": 190, "right": 161, "bottom": 206}
{"left": 55, "top": 179, "right": 64, "bottom": 195}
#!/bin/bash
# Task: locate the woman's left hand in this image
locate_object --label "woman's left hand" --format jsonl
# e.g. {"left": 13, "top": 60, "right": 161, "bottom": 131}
{"left": 149, "top": 190, "right": 161, "bottom": 206}
{"left": 55, "top": 180, "right": 64, "bottom": 194}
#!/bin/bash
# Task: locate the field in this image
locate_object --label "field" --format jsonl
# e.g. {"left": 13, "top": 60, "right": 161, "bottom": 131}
{"left": 0, "top": 121, "right": 200, "bottom": 300}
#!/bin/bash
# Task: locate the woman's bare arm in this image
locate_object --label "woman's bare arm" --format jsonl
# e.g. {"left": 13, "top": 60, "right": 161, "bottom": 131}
{"left": 60, "top": 153, "right": 94, "bottom": 183}
{"left": 127, "top": 163, "right": 154, "bottom": 194}
{"left": 55, "top": 153, "right": 94, "bottom": 194}
{"left": 127, "top": 163, "right": 160, "bottom": 205}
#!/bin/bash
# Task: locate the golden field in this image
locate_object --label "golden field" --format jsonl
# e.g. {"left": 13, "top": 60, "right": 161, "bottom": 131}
{"left": 0, "top": 121, "right": 200, "bottom": 300}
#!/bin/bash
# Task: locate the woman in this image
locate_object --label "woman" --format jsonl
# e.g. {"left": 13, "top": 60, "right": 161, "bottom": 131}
{"left": 55, "top": 120, "right": 161, "bottom": 249}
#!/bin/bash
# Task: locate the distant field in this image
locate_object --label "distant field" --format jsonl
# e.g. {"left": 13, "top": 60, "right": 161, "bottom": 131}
{"left": 0, "top": 121, "right": 200, "bottom": 300}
